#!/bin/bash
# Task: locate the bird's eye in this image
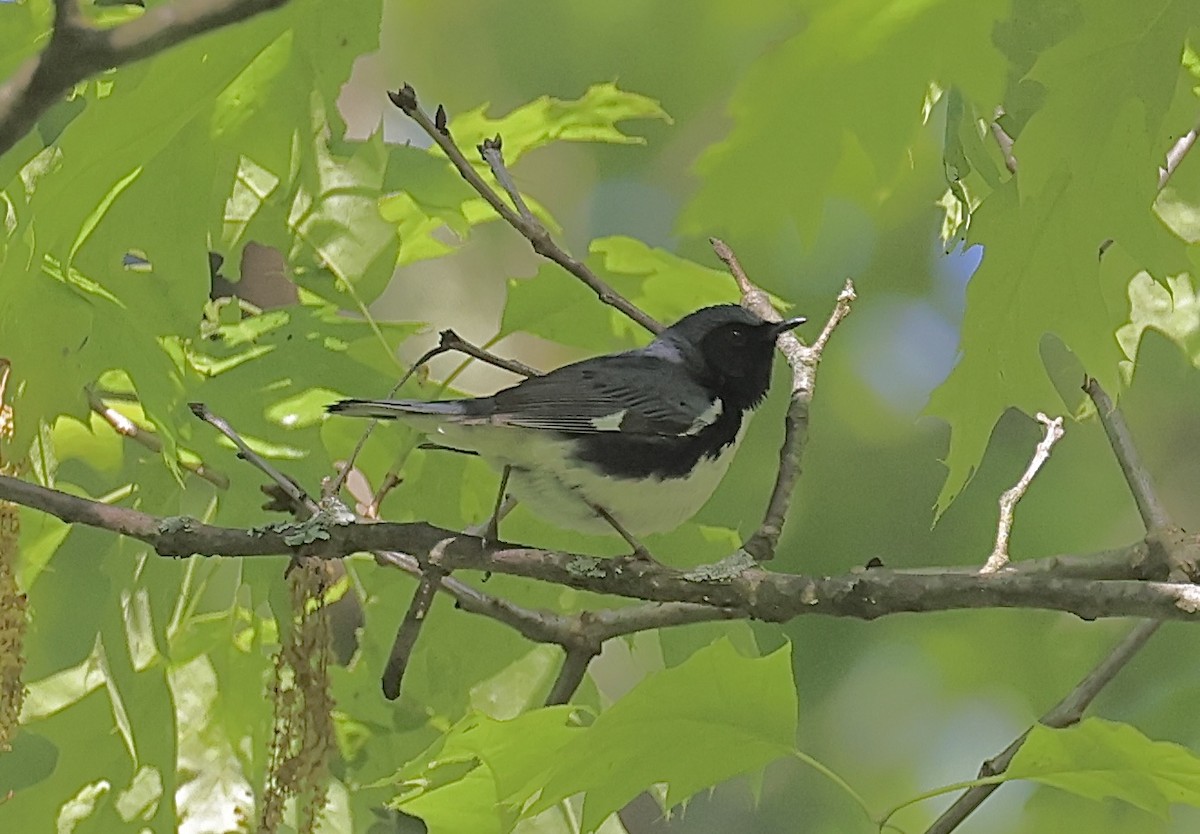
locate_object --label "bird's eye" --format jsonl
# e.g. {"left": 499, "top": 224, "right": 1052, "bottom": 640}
{"left": 728, "top": 327, "right": 746, "bottom": 344}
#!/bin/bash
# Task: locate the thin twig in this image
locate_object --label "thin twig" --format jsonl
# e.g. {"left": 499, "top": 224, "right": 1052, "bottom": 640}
{"left": 381, "top": 563, "right": 446, "bottom": 700}
{"left": 808, "top": 284, "right": 857, "bottom": 361}
{"left": 365, "top": 471, "right": 403, "bottom": 519}
{"left": 1158, "top": 119, "right": 1200, "bottom": 190}
{"left": 387, "top": 84, "right": 662, "bottom": 335}
{"left": 925, "top": 619, "right": 1161, "bottom": 834}
{"left": 325, "top": 339, "right": 445, "bottom": 497}
{"left": 188, "top": 402, "right": 315, "bottom": 513}
{"left": 712, "top": 238, "right": 792, "bottom": 344}
{"left": 712, "top": 237, "right": 856, "bottom": 560}
{"left": 479, "top": 136, "right": 537, "bottom": 223}
{"left": 1083, "top": 378, "right": 1170, "bottom": 533}
{"left": 374, "top": 548, "right": 571, "bottom": 640}
{"left": 438, "top": 329, "right": 540, "bottom": 378}
{"left": 981, "top": 413, "right": 1064, "bottom": 573}
{"left": 86, "top": 390, "right": 229, "bottom": 489}
{"left": 743, "top": 397, "right": 806, "bottom": 561}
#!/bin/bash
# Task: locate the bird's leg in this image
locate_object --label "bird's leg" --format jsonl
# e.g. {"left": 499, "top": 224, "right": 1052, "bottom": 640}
{"left": 587, "top": 501, "right": 661, "bottom": 566}
{"left": 484, "top": 465, "right": 512, "bottom": 544}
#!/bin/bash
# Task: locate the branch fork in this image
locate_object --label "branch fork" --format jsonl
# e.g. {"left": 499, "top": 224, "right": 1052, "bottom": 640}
{"left": 981, "top": 412, "right": 1064, "bottom": 574}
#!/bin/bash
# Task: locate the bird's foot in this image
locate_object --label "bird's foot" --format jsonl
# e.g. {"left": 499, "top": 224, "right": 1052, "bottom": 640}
{"left": 482, "top": 516, "right": 500, "bottom": 547}
{"left": 613, "top": 544, "right": 666, "bottom": 570}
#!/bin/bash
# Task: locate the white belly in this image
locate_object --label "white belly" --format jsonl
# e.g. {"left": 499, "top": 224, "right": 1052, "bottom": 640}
{"left": 427, "top": 422, "right": 745, "bottom": 536}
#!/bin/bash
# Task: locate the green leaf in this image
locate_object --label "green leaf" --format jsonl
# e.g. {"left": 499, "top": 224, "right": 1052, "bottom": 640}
{"left": 0, "top": 11, "right": 290, "bottom": 453}
{"left": 0, "top": 263, "right": 97, "bottom": 451}
{"left": 393, "top": 707, "right": 578, "bottom": 834}
{"left": 684, "top": 0, "right": 1009, "bottom": 243}
{"left": 447, "top": 83, "right": 670, "bottom": 167}
{"left": 67, "top": 165, "right": 143, "bottom": 264}
{"left": 17, "top": 503, "right": 72, "bottom": 590}
{"left": 285, "top": 124, "right": 400, "bottom": 307}
{"left": 181, "top": 301, "right": 420, "bottom": 514}
{"left": 50, "top": 413, "right": 125, "bottom": 477}
{"left": 468, "top": 644, "right": 562, "bottom": 721}
{"left": 0, "top": 0, "right": 51, "bottom": 86}
{"left": 377, "top": 84, "right": 662, "bottom": 269}
{"left": 589, "top": 236, "right": 748, "bottom": 336}
{"left": 1, "top": 671, "right": 138, "bottom": 830}
{"left": 499, "top": 234, "right": 761, "bottom": 353}
{"left": 927, "top": 0, "right": 1199, "bottom": 513}
{"left": 1009, "top": 718, "right": 1200, "bottom": 817}
{"left": 381, "top": 144, "right": 477, "bottom": 236}
{"left": 0, "top": 0, "right": 392, "bottom": 461}
{"left": 1117, "top": 271, "right": 1200, "bottom": 371}
{"left": 393, "top": 640, "right": 796, "bottom": 834}
{"left": 399, "top": 759, "right": 507, "bottom": 834}
{"left": 927, "top": 177, "right": 1117, "bottom": 513}
{"left": 501, "top": 263, "right": 632, "bottom": 352}
{"left": 521, "top": 638, "right": 796, "bottom": 831}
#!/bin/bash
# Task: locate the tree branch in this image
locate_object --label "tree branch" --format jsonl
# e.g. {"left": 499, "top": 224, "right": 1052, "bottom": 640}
{"left": 925, "top": 619, "right": 1162, "bottom": 834}
{"left": 373, "top": 547, "right": 737, "bottom": 645}
{"left": 711, "top": 237, "right": 856, "bottom": 560}
{"left": 6, "top": 473, "right": 1200, "bottom": 623}
{"left": 381, "top": 562, "right": 444, "bottom": 700}
{"left": 545, "top": 646, "right": 600, "bottom": 706}
{"left": 386, "top": 84, "right": 663, "bottom": 336}
{"left": 0, "top": 0, "right": 293, "bottom": 157}
{"left": 1083, "top": 378, "right": 1171, "bottom": 533}
{"left": 927, "top": 379, "right": 1179, "bottom": 832}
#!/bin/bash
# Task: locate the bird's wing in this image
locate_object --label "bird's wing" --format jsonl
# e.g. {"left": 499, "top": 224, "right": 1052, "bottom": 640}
{"left": 474, "top": 355, "right": 721, "bottom": 437}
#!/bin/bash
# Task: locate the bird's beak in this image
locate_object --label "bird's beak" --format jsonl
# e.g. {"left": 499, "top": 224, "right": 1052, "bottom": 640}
{"left": 768, "top": 316, "right": 806, "bottom": 337}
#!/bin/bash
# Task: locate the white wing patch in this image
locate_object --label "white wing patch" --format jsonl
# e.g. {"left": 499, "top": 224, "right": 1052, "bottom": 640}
{"left": 589, "top": 410, "right": 628, "bottom": 431}
{"left": 683, "top": 399, "right": 722, "bottom": 436}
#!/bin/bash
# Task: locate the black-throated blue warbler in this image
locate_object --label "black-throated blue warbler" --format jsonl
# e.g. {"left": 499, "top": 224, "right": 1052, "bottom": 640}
{"left": 329, "top": 304, "right": 803, "bottom": 551}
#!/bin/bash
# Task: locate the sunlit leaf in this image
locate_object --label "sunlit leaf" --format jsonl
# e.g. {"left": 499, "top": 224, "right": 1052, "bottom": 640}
{"left": 1009, "top": 719, "right": 1200, "bottom": 817}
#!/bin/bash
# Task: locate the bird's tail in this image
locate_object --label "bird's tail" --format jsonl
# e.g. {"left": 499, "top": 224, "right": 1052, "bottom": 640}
{"left": 326, "top": 398, "right": 467, "bottom": 420}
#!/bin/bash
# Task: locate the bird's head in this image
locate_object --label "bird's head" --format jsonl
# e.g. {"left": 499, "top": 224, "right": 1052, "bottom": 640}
{"left": 649, "top": 304, "right": 805, "bottom": 409}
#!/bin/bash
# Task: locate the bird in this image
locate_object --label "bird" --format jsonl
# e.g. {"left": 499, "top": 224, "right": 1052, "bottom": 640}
{"left": 328, "top": 304, "right": 804, "bottom": 554}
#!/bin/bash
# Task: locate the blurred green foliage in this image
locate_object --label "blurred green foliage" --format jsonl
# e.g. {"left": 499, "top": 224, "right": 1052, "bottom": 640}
{"left": 3, "top": 0, "right": 1200, "bottom": 832}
